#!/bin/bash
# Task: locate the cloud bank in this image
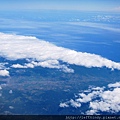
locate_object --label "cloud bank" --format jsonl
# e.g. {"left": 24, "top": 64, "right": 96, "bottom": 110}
{"left": 0, "top": 32, "right": 120, "bottom": 76}
{"left": 59, "top": 82, "right": 120, "bottom": 115}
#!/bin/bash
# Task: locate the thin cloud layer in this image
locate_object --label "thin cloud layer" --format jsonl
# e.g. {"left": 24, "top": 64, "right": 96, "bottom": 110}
{"left": 68, "top": 22, "right": 120, "bottom": 33}
{"left": 0, "top": 32, "right": 120, "bottom": 76}
{"left": 59, "top": 82, "right": 120, "bottom": 115}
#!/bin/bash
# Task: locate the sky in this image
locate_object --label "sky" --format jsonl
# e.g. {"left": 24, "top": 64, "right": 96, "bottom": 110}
{"left": 0, "top": 0, "right": 120, "bottom": 12}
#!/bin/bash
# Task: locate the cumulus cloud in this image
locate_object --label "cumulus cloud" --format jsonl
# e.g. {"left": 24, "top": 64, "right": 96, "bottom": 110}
{"left": 59, "top": 99, "right": 81, "bottom": 108}
{"left": 0, "top": 62, "right": 9, "bottom": 76}
{"left": 59, "top": 103, "right": 69, "bottom": 108}
{"left": 11, "top": 60, "right": 74, "bottom": 73}
{"left": 59, "top": 82, "right": 120, "bottom": 115}
{"left": 11, "top": 63, "right": 34, "bottom": 69}
{"left": 89, "top": 87, "right": 120, "bottom": 114}
{"left": 0, "top": 69, "right": 9, "bottom": 77}
{"left": 0, "top": 32, "right": 120, "bottom": 74}
{"left": 76, "top": 91, "right": 101, "bottom": 103}
{"left": 70, "top": 99, "right": 81, "bottom": 108}
{"left": 108, "top": 82, "right": 120, "bottom": 88}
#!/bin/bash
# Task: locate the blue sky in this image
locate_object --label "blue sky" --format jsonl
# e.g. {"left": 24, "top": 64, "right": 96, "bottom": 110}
{"left": 0, "top": 0, "right": 120, "bottom": 12}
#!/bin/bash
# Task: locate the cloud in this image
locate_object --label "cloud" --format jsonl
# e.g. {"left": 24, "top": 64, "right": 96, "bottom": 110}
{"left": 9, "top": 106, "right": 14, "bottom": 109}
{"left": 11, "top": 60, "right": 74, "bottom": 73}
{"left": 0, "top": 69, "right": 9, "bottom": 77}
{"left": 70, "top": 99, "right": 81, "bottom": 108}
{"left": 108, "top": 82, "right": 120, "bottom": 88}
{"left": 11, "top": 63, "right": 34, "bottom": 69}
{"left": 0, "top": 32, "right": 120, "bottom": 75}
{"left": 59, "top": 82, "right": 120, "bottom": 115}
{"left": 88, "top": 87, "right": 120, "bottom": 114}
{"left": 0, "top": 62, "right": 9, "bottom": 76}
{"left": 59, "top": 103, "right": 69, "bottom": 108}
{"left": 86, "top": 109, "right": 98, "bottom": 115}
{"left": 9, "top": 90, "right": 13, "bottom": 94}
{"left": 11, "top": 64, "right": 27, "bottom": 69}
{"left": 91, "top": 87, "right": 105, "bottom": 91}
{"left": 76, "top": 91, "right": 101, "bottom": 103}
{"left": 59, "top": 99, "right": 81, "bottom": 108}
{"left": 68, "top": 22, "right": 120, "bottom": 33}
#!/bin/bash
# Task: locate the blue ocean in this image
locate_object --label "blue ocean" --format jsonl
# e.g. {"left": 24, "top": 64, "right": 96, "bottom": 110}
{"left": 0, "top": 10, "right": 120, "bottom": 115}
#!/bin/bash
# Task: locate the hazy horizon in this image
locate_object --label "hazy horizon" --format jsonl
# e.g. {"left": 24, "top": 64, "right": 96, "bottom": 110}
{"left": 0, "top": 0, "right": 120, "bottom": 12}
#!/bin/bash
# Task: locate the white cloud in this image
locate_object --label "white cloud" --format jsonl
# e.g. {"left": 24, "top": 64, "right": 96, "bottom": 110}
{"left": 11, "top": 60, "right": 74, "bottom": 73}
{"left": 59, "top": 103, "right": 69, "bottom": 108}
{"left": 59, "top": 81, "right": 120, "bottom": 115}
{"left": 91, "top": 87, "right": 105, "bottom": 91}
{"left": 0, "top": 69, "right": 9, "bottom": 76}
{"left": 59, "top": 99, "right": 81, "bottom": 108}
{"left": 70, "top": 99, "right": 81, "bottom": 108}
{"left": 0, "top": 32, "right": 120, "bottom": 74}
{"left": 9, "top": 90, "right": 13, "bottom": 94}
{"left": 0, "top": 62, "right": 9, "bottom": 76}
{"left": 86, "top": 109, "right": 98, "bottom": 115}
{"left": 89, "top": 101, "right": 111, "bottom": 112}
{"left": 11, "top": 64, "right": 28, "bottom": 68}
{"left": 89, "top": 87, "right": 120, "bottom": 113}
{"left": 76, "top": 91, "right": 101, "bottom": 103}
{"left": 108, "top": 82, "right": 120, "bottom": 88}
{"left": 60, "top": 65, "right": 74, "bottom": 73}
